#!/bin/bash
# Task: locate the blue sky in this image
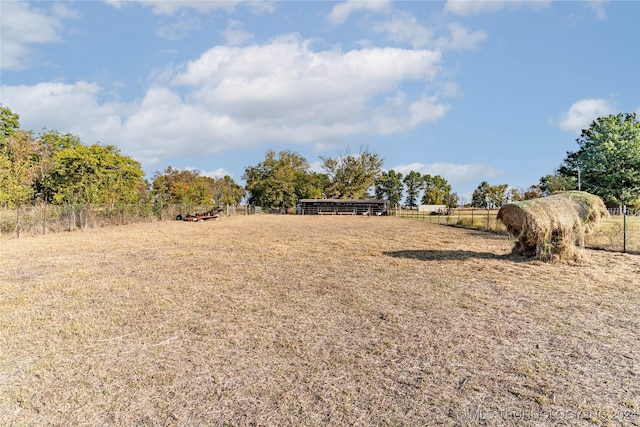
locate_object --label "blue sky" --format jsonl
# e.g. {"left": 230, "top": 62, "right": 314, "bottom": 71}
{"left": 1, "top": 0, "right": 639, "bottom": 202}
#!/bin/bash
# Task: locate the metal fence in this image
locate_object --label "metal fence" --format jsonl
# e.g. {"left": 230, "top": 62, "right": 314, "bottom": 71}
{"left": 390, "top": 207, "right": 640, "bottom": 254}
{"left": 3, "top": 203, "right": 638, "bottom": 254}
{"left": 0, "top": 203, "right": 251, "bottom": 239}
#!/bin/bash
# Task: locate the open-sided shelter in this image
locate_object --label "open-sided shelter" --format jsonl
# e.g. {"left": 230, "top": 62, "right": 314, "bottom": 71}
{"left": 297, "top": 199, "right": 389, "bottom": 216}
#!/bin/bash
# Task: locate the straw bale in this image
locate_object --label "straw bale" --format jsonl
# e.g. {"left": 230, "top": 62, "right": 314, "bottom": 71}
{"left": 497, "top": 191, "right": 608, "bottom": 262}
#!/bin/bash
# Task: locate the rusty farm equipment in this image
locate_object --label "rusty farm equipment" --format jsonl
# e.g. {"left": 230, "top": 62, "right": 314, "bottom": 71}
{"left": 175, "top": 207, "right": 222, "bottom": 222}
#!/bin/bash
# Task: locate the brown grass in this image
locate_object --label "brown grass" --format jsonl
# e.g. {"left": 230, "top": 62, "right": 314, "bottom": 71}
{"left": 497, "top": 191, "right": 609, "bottom": 262}
{"left": 1, "top": 215, "right": 639, "bottom": 426}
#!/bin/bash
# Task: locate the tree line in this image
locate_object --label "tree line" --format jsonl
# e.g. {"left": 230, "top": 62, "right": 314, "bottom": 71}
{"left": 0, "top": 105, "right": 245, "bottom": 210}
{"left": 245, "top": 113, "right": 639, "bottom": 211}
{"left": 2, "top": 104, "right": 638, "bottom": 213}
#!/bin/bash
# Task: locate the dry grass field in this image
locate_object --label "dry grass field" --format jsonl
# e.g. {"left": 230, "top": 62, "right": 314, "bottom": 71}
{"left": 1, "top": 215, "right": 639, "bottom": 426}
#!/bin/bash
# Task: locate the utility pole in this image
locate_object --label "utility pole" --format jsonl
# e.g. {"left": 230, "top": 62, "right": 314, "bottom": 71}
{"left": 577, "top": 168, "right": 581, "bottom": 191}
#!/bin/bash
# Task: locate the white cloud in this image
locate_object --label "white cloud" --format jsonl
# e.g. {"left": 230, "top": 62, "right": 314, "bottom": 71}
{"left": 2, "top": 36, "right": 450, "bottom": 168}
{"left": 371, "top": 10, "right": 434, "bottom": 49}
{"left": 138, "top": 1, "right": 239, "bottom": 15}
{"left": 0, "top": 1, "right": 77, "bottom": 70}
{"left": 328, "top": 0, "right": 392, "bottom": 26}
{"left": 170, "top": 35, "right": 444, "bottom": 137}
{"left": 391, "top": 162, "right": 503, "bottom": 186}
{"left": 552, "top": 98, "right": 615, "bottom": 134}
{"left": 107, "top": 0, "right": 276, "bottom": 16}
{"left": 444, "top": 0, "right": 551, "bottom": 16}
{"left": 0, "top": 82, "right": 124, "bottom": 141}
{"left": 222, "top": 20, "right": 255, "bottom": 46}
{"left": 435, "top": 23, "right": 487, "bottom": 51}
{"left": 156, "top": 11, "right": 202, "bottom": 41}
{"left": 584, "top": 0, "right": 608, "bottom": 21}
{"left": 103, "top": 0, "right": 123, "bottom": 9}
{"left": 185, "top": 167, "right": 233, "bottom": 179}
{"left": 370, "top": 11, "right": 486, "bottom": 52}
{"left": 245, "top": 1, "right": 279, "bottom": 15}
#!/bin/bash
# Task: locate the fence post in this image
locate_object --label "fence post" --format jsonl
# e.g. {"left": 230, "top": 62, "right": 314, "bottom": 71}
{"left": 486, "top": 209, "right": 490, "bottom": 231}
{"left": 623, "top": 205, "right": 627, "bottom": 253}
{"left": 42, "top": 202, "right": 47, "bottom": 235}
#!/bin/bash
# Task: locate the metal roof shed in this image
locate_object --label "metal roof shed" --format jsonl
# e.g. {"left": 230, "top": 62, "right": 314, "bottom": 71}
{"left": 297, "top": 199, "right": 389, "bottom": 216}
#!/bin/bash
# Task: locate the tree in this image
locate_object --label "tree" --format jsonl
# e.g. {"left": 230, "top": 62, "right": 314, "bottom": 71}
{"left": 421, "top": 174, "right": 452, "bottom": 206}
{"left": 538, "top": 174, "right": 576, "bottom": 196}
{"left": 31, "top": 130, "right": 78, "bottom": 203}
{"left": 447, "top": 192, "right": 460, "bottom": 208}
{"left": 244, "top": 150, "right": 310, "bottom": 210}
{"left": 471, "top": 181, "right": 509, "bottom": 208}
{"left": 152, "top": 167, "right": 218, "bottom": 206}
{"left": 558, "top": 113, "right": 640, "bottom": 206}
{"left": 321, "top": 149, "right": 383, "bottom": 199}
{"left": 374, "top": 170, "right": 404, "bottom": 206}
{"left": 297, "top": 171, "right": 330, "bottom": 200}
{"left": 0, "top": 130, "right": 36, "bottom": 208}
{"left": 398, "top": 171, "right": 419, "bottom": 208}
{"left": 523, "top": 185, "right": 543, "bottom": 200}
{"left": 213, "top": 175, "right": 246, "bottom": 205}
{"left": 515, "top": 185, "right": 544, "bottom": 201}
{"left": 487, "top": 184, "right": 509, "bottom": 208}
{"left": 0, "top": 105, "right": 20, "bottom": 138}
{"left": 50, "top": 142, "right": 145, "bottom": 205}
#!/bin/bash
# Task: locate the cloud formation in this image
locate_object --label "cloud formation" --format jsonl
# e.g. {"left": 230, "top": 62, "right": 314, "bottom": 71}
{"left": 444, "top": 0, "right": 551, "bottom": 16}
{"left": 391, "top": 162, "right": 503, "bottom": 186}
{"left": 584, "top": 0, "right": 609, "bottom": 21}
{"left": 327, "top": 0, "right": 392, "bottom": 26}
{"left": 0, "top": 2, "right": 78, "bottom": 70}
{"left": 552, "top": 98, "right": 615, "bottom": 135}
{"left": 3, "top": 36, "right": 451, "bottom": 167}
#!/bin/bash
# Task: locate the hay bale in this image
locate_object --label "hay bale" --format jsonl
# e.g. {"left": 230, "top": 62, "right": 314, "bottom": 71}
{"left": 497, "top": 191, "right": 609, "bottom": 262}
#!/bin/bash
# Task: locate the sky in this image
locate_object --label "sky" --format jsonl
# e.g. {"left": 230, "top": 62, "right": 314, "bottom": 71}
{"left": 1, "top": 0, "right": 639, "bottom": 202}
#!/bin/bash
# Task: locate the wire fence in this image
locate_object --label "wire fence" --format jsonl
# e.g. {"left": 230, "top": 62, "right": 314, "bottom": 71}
{"left": 0, "top": 203, "right": 252, "bottom": 239}
{"left": 390, "top": 207, "right": 640, "bottom": 254}
{"left": 3, "top": 203, "right": 639, "bottom": 254}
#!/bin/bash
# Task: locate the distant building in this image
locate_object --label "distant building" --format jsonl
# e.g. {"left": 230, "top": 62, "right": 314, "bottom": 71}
{"left": 418, "top": 204, "right": 447, "bottom": 213}
{"left": 297, "top": 199, "right": 389, "bottom": 216}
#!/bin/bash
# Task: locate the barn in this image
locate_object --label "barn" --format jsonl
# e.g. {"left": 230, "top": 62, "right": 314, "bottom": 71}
{"left": 297, "top": 199, "right": 389, "bottom": 216}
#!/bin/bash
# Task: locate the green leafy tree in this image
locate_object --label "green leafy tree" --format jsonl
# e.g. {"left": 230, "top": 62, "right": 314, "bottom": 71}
{"left": 50, "top": 142, "right": 145, "bottom": 205}
{"left": 400, "top": 171, "right": 421, "bottom": 208}
{"left": 523, "top": 185, "right": 543, "bottom": 200}
{"left": 0, "top": 106, "right": 36, "bottom": 208}
{"left": 0, "top": 130, "right": 36, "bottom": 208}
{"left": 471, "top": 181, "right": 490, "bottom": 208}
{"left": 471, "top": 181, "right": 509, "bottom": 208}
{"left": 421, "top": 174, "right": 452, "bottom": 205}
{"left": 0, "top": 105, "right": 20, "bottom": 138}
{"left": 152, "top": 167, "right": 206, "bottom": 206}
{"left": 374, "top": 169, "right": 404, "bottom": 206}
{"left": 31, "top": 130, "right": 79, "bottom": 203}
{"left": 213, "top": 175, "right": 246, "bottom": 205}
{"left": 487, "top": 184, "right": 509, "bottom": 208}
{"left": 244, "top": 150, "right": 310, "bottom": 210}
{"left": 321, "top": 149, "right": 383, "bottom": 199}
{"left": 557, "top": 113, "right": 640, "bottom": 206}
{"left": 538, "top": 174, "right": 576, "bottom": 195}
{"left": 511, "top": 185, "right": 543, "bottom": 201}
{"left": 296, "top": 171, "right": 330, "bottom": 200}
{"left": 447, "top": 192, "right": 460, "bottom": 208}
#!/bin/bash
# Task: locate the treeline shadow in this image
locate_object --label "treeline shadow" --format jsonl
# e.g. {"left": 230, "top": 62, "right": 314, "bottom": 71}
{"left": 383, "top": 249, "right": 530, "bottom": 263}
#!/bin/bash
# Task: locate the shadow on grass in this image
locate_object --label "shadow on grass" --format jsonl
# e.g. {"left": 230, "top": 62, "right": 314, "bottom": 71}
{"left": 383, "top": 249, "right": 529, "bottom": 262}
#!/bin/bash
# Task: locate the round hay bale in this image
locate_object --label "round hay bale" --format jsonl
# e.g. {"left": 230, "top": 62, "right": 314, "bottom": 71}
{"left": 497, "top": 191, "right": 608, "bottom": 262}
